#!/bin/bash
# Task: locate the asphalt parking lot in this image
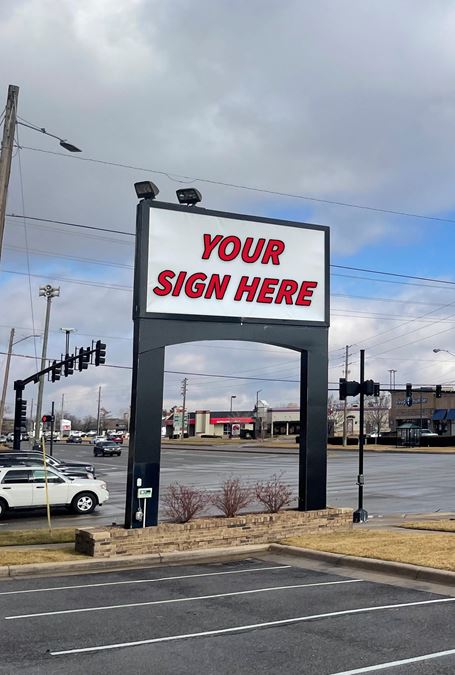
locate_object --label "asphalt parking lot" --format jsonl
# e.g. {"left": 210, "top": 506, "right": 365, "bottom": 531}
{"left": 1, "top": 555, "right": 455, "bottom": 674}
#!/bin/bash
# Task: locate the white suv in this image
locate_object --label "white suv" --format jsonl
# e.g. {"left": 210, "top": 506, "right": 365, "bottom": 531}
{"left": 0, "top": 466, "right": 109, "bottom": 519}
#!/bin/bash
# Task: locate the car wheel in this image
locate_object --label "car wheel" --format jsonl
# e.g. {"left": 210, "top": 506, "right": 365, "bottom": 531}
{"left": 0, "top": 498, "right": 8, "bottom": 520}
{"left": 116, "top": 452, "right": 121, "bottom": 456}
{"left": 71, "top": 492, "right": 97, "bottom": 514}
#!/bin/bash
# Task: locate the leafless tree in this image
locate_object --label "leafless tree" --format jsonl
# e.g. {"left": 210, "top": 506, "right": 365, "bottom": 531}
{"left": 255, "top": 473, "right": 294, "bottom": 513}
{"left": 327, "top": 395, "right": 345, "bottom": 436}
{"left": 365, "top": 394, "right": 390, "bottom": 440}
{"left": 162, "top": 483, "right": 209, "bottom": 523}
{"left": 211, "top": 477, "right": 253, "bottom": 517}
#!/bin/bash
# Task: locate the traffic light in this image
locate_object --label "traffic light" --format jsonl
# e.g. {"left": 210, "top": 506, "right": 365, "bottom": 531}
{"left": 363, "top": 380, "right": 375, "bottom": 396}
{"left": 19, "top": 399, "right": 27, "bottom": 430}
{"left": 64, "top": 354, "right": 74, "bottom": 377}
{"left": 373, "top": 382, "right": 380, "bottom": 397}
{"left": 435, "top": 384, "right": 442, "bottom": 398}
{"left": 51, "top": 360, "right": 61, "bottom": 382}
{"left": 405, "top": 383, "right": 412, "bottom": 407}
{"left": 339, "top": 378, "right": 361, "bottom": 400}
{"left": 42, "top": 414, "right": 54, "bottom": 428}
{"left": 94, "top": 340, "right": 106, "bottom": 366}
{"left": 78, "top": 347, "right": 90, "bottom": 371}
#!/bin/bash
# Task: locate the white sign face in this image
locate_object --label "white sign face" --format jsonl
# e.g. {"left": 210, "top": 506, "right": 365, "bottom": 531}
{"left": 146, "top": 209, "right": 326, "bottom": 323}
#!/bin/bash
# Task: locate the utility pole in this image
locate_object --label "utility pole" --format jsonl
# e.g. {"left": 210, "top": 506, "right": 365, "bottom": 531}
{"left": 342, "top": 345, "right": 350, "bottom": 446}
{"left": 0, "top": 328, "right": 14, "bottom": 434}
{"left": 96, "top": 386, "right": 101, "bottom": 435}
{"left": 0, "top": 330, "right": 38, "bottom": 435}
{"left": 180, "top": 377, "right": 187, "bottom": 439}
{"left": 0, "top": 85, "right": 19, "bottom": 261}
{"left": 34, "top": 285, "right": 60, "bottom": 442}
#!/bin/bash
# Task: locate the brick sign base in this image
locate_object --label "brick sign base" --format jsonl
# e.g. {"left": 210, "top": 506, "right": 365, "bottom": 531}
{"left": 75, "top": 508, "right": 352, "bottom": 558}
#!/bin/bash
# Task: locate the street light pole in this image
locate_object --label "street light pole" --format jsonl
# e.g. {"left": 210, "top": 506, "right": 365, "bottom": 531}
{"left": 60, "top": 327, "right": 76, "bottom": 356}
{"left": 0, "top": 85, "right": 19, "bottom": 262}
{"left": 256, "top": 389, "right": 262, "bottom": 439}
{"left": 34, "top": 285, "right": 60, "bottom": 442}
{"left": 0, "top": 330, "right": 39, "bottom": 434}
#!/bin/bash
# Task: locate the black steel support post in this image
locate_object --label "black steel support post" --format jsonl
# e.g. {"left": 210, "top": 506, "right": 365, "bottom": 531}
{"left": 353, "top": 349, "right": 368, "bottom": 523}
{"left": 298, "top": 345, "right": 328, "bottom": 511}
{"left": 49, "top": 401, "right": 54, "bottom": 457}
{"left": 13, "top": 381, "right": 24, "bottom": 450}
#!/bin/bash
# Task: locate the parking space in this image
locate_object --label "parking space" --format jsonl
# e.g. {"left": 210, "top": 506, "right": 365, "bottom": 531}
{"left": 1, "top": 556, "right": 454, "bottom": 674}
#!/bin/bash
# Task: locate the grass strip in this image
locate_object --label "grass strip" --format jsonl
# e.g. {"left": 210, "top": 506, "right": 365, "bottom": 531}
{"left": 0, "top": 548, "right": 84, "bottom": 566}
{"left": 398, "top": 519, "right": 455, "bottom": 533}
{"left": 284, "top": 530, "right": 455, "bottom": 572}
{"left": 0, "top": 528, "right": 75, "bottom": 547}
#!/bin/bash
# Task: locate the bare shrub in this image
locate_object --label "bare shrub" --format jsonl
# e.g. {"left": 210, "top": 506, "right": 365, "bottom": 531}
{"left": 255, "top": 473, "right": 294, "bottom": 513}
{"left": 162, "top": 483, "right": 209, "bottom": 523}
{"left": 211, "top": 477, "right": 253, "bottom": 518}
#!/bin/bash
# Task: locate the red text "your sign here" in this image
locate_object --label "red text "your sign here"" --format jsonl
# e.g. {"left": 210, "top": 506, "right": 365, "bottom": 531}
{"left": 152, "top": 233, "right": 318, "bottom": 306}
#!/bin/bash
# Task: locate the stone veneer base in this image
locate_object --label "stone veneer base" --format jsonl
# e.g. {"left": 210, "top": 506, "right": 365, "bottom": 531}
{"left": 75, "top": 508, "right": 353, "bottom": 558}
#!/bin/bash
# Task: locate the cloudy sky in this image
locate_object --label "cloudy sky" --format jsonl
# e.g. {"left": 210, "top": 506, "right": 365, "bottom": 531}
{"left": 2, "top": 0, "right": 455, "bottom": 423}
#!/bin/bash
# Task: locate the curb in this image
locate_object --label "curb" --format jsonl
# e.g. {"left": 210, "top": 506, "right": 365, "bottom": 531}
{"left": 0, "top": 544, "right": 270, "bottom": 578}
{"left": 270, "top": 544, "right": 455, "bottom": 586}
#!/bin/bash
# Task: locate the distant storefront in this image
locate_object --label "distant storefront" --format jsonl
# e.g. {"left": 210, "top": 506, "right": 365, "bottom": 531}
{"left": 389, "top": 389, "right": 455, "bottom": 434}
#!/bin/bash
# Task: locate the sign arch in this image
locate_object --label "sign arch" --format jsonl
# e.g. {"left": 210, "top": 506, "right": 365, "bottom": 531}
{"left": 125, "top": 201, "right": 329, "bottom": 527}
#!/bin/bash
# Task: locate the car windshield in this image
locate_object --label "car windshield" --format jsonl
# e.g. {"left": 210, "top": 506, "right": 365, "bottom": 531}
{"left": 102, "top": 441, "right": 117, "bottom": 446}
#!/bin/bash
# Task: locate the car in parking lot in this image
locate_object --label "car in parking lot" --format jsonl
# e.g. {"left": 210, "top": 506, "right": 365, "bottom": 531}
{"left": 420, "top": 429, "right": 438, "bottom": 436}
{"left": 0, "top": 452, "right": 96, "bottom": 479}
{"left": 0, "top": 435, "right": 7, "bottom": 444}
{"left": 0, "top": 465, "right": 109, "bottom": 519}
{"left": 66, "top": 435, "right": 83, "bottom": 444}
{"left": 94, "top": 441, "right": 122, "bottom": 457}
{"left": 107, "top": 433, "right": 123, "bottom": 444}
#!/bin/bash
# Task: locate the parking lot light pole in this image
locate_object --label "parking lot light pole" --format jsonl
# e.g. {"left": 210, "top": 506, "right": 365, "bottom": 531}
{"left": 230, "top": 395, "right": 236, "bottom": 438}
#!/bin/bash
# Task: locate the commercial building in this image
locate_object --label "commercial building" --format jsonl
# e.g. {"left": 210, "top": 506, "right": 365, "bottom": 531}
{"left": 389, "top": 388, "right": 455, "bottom": 434}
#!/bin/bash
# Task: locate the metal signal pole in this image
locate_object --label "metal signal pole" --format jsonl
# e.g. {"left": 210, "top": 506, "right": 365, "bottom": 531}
{"left": 353, "top": 349, "right": 368, "bottom": 523}
{"left": 342, "top": 345, "right": 350, "bottom": 446}
{"left": 0, "top": 85, "right": 19, "bottom": 261}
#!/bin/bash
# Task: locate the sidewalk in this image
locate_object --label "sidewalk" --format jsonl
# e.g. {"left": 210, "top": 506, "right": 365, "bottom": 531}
{"left": 163, "top": 439, "right": 455, "bottom": 455}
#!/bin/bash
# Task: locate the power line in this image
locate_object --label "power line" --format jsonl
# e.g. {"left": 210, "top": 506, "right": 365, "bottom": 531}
{"left": 18, "top": 144, "right": 455, "bottom": 227}
{"left": 0, "top": 351, "right": 299, "bottom": 383}
{"left": 6, "top": 212, "right": 134, "bottom": 237}
{"left": 6, "top": 213, "right": 455, "bottom": 289}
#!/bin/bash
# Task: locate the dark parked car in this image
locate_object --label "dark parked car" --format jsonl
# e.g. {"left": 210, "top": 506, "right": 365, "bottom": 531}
{"left": 66, "top": 436, "right": 83, "bottom": 444}
{"left": 0, "top": 452, "right": 96, "bottom": 478}
{"left": 94, "top": 441, "right": 122, "bottom": 457}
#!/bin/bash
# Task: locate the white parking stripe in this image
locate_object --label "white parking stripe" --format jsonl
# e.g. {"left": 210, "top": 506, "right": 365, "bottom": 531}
{"left": 51, "top": 596, "right": 455, "bottom": 656}
{"left": 6, "top": 579, "right": 362, "bottom": 620}
{"left": 0, "top": 565, "right": 291, "bottom": 596}
{"left": 328, "top": 647, "right": 455, "bottom": 674}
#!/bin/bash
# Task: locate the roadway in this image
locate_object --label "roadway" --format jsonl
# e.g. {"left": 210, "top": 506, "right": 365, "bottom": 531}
{"left": 1, "top": 442, "right": 454, "bottom": 529}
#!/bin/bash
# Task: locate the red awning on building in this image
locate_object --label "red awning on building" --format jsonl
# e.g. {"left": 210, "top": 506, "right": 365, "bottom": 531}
{"left": 210, "top": 417, "right": 254, "bottom": 424}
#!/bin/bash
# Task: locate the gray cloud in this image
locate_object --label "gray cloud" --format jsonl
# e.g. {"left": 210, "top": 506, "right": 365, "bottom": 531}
{"left": 1, "top": 1, "right": 455, "bottom": 419}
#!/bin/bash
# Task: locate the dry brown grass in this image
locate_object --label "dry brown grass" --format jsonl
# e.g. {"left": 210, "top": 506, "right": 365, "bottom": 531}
{"left": 0, "top": 528, "right": 75, "bottom": 547}
{"left": 0, "top": 548, "right": 84, "bottom": 566}
{"left": 284, "top": 530, "right": 455, "bottom": 572}
{"left": 399, "top": 519, "right": 455, "bottom": 533}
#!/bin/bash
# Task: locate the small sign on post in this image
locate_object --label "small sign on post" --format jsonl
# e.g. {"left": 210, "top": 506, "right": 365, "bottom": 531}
{"left": 137, "top": 487, "right": 152, "bottom": 499}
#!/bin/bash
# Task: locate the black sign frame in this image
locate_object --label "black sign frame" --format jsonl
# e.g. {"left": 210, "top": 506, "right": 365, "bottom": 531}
{"left": 125, "top": 200, "right": 330, "bottom": 528}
